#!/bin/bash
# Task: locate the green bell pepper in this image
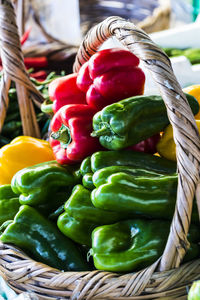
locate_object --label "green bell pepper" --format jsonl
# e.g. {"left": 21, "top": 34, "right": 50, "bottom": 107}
{"left": 11, "top": 161, "right": 80, "bottom": 215}
{"left": 80, "top": 156, "right": 94, "bottom": 189}
{"left": 58, "top": 213, "right": 93, "bottom": 247}
{"left": 80, "top": 156, "right": 92, "bottom": 175}
{"left": 92, "top": 167, "right": 199, "bottom": 222}
{"left": 91, "top": 219, "right": 200, "bottom": 272}
{"left": 188, "top": 280, "right": 200, "bottom": 300}
{"left": 0, "top": 185, "right": 20, "bottom": 226}
{"left": 82, "top": 173, "right": 94, "bottom": 190}
{"left": 80, "top": 150, "right": 177, "bottom": 190}
{"left": 91, "top": 170, "right": 198, "bottom": 222}
{"left": 92, "top": 166, "right": 167, "bottom": 188}
{"left": 0, "top": 205, "right": 90, "bottom": 271}
{"left": 57, "top": 185, "right": 129, "bottom": 246}
{"left": 91, "top": 94, "right": 199, "bottom": 150}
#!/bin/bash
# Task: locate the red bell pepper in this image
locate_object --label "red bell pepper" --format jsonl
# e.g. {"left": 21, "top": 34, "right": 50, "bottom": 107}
{"left": 76, "top": 48, "right": 145, "bottom": 110}
{"left": 30, "top": 70, "right": 47, "bottom": 81}
{"left": 50, "top": 104, "right": 101, "bottom": 164}
{"left": 24, "top": 56, "right": 48, "bottom": 70}
{"left": 127, "top": 133, "right": 161, "bottom": 154}
{"left": 48, "top": 74, "right": 86, "bottom": 113}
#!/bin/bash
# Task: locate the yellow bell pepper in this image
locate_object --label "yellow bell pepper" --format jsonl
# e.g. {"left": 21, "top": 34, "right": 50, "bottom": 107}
{"left": 0, "top": 136, "right": 55, "bottom": 185}
{"left": 156, "top": 120, "right": 200, "bottom": 161}
{"left": 183, "top": 85, "right": 200, "bottom": 120}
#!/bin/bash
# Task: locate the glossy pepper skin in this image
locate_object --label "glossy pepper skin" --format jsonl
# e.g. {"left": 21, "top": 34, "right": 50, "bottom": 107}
{"left": 76, "top": 48, "right": 145, "bottom": 110}
{"left": 92, "top": 168, "right": 199, "bottom": 222}
{"left": 83, "top": 165, "right": 167, "bottom": 191}
{"left": 0, "top": 205, "right": 90, "bottom": 271}
{"left": 82, "top": 173, "right": 94, "bottom": 190}
{"left": 92, "top": 166, "right": 166, "bottom": 188}
{"left": 0, "top": 136, "right": 54, "bottom": 185}
{"left": 11, "top": 161, "right": 80, "bottom": 215}
{"left": 91, "top": 219, "right": 200, "bottom": 272}
{"left": 48, "top": 73, "right": 86, "bottom": 113}
{"left": 91, "top": 172, "right": 179, "bottom": 219}
{"left": 91, "top": 94, "right": 199, "bottom": 150}
{"left": 57, "top": 185, "right": 127, "bottom": 246}
{"left": 0, "top": 185, "right": 20, "bottom": 226}
{"left": 80, "top": 150, "right": 177, "bottom": 189}
{"left": 50, "top": 104, "right": 101, "bottom": 164}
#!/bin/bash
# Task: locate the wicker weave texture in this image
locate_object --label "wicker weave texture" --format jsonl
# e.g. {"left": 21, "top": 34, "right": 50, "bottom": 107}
{"left": 0, "top": 1, "right": 200, "bottom": 299}
{"left": 1, "top": 243, "right": 200, "bottom": 300}
{"left": 0, "top": 0, "right": 44, "bottom": 137}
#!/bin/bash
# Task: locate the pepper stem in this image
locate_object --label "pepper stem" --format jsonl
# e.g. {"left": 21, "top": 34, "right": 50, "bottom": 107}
{"left": 51, "top": 124, "right": 71, "bottom": 149}
{"left": 41, "top": 99, "right": 53, "bottom": 114}
{"left": 91, "top": 126, "right": 110, "bottom": 137}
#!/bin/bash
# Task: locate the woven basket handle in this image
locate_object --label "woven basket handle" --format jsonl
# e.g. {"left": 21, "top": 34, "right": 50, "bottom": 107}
{"left": 73, "top": 16, "right": 200, "bottom": 271}
{"left": 0, "top": 0, "right": 44, "bottom": 137}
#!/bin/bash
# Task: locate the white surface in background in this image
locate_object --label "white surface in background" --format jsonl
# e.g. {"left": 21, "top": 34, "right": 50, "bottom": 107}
{"left": 150, "top": 22, "right": 200, "bottom": 48}
{"left": 47, "top": 0, "right": 82, "bottom": 45}
{"left": 145, "top": 21, "right": 200, "bottom": 94}
{"left": 46, "top": 0, "right": 82, "bottom": 45}
{"left": 28, "top": 0, "right": 82, "bottom": 46}
{"left": 100, "top": 20, "right": 200, "bottom": 94}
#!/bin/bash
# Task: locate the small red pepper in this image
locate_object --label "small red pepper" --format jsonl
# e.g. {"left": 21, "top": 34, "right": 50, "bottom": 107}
{"left": 50, "top": 104, "right": 101, "bottom": 164}
{"left": 30, "top": 70, "right": 47, "bottom": 81}
{"left": 127, "top": 133, "right": 161, "bottom": 154}
{"left": 24, "top": 56, "right": 48, "bottom": 70}
{"left": 48, "top": 74, "right": 86, "bottom": 113}
{"left": 20, "top": 27, "right": 31, "bottom": 45}
{"left": 76, "top": 48, "right": 145, "bottom": 110}
{"left": 0, "top": 56, "right": 48, "bottom": 71}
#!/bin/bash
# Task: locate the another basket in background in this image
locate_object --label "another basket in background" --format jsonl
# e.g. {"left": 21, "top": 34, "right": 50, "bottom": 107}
{"left": 20, "top": 0, "right": 171, "bottom": 71}
{"left": 80, "top": 0, "right": 171, "bottom": 35}
{"left": 1, "top": 1, "right": 200, "bottom": 299}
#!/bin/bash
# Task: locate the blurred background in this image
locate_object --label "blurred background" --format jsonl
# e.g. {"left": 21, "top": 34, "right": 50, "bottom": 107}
{"left": 19, "top": 0, "right": 200, "bottom": 46}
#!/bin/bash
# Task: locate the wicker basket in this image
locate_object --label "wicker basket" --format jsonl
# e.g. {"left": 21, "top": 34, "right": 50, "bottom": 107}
{"left": 79, "top": 0, "right": 171, "bottom": 35}
{"left": 1, "top": 1, "right": 200, "bottom": 299}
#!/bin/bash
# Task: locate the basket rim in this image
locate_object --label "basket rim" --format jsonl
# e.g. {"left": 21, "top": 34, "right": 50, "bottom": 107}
{"left": 1, "top": 242, "right": 200, "bottom": 299}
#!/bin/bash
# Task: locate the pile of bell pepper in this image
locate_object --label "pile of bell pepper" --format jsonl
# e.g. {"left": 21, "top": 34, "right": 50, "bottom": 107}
{"left": 0, "top": 48, "right": 200, "bottom": 273}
